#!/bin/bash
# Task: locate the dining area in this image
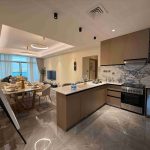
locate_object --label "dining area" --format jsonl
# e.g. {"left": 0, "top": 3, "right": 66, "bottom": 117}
{"left": 0, "top": 75, "right": 54, "bottom": 114}
{"left": 0, "top": 75, "right": 56, "bottom": 149}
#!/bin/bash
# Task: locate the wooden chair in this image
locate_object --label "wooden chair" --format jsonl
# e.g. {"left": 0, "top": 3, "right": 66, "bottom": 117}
{"left": 36, "top": 84, "right": 52, "bottom": 106}
{"left": 0, "top": 82, "right": 8, "bottom": 89}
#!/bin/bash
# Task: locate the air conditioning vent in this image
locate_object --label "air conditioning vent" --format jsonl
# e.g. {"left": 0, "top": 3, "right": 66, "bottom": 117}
{"left": 88, "top": 4, "right": 108, "bottom": 18}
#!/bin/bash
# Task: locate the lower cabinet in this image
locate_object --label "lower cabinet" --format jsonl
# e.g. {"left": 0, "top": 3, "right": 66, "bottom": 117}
{"left": 106, "top": 85, "right": 121, "bottom": 108}
{"left": 107, "top": 96, "right": 121, "bottom": 108}
{"left": 57, "top": 84, "right": 123, "bottom": 131}
{"left": 66, "top": 93, "right": 81, "bottom": 129}
{"left": 57, "top": 85, "right": 107, "bottom": 131}
{"left": 80, "top": 86, "right": 106, "bottom": 119}
{"left": 80, "top": 89, "right": 95, "bottom": 119}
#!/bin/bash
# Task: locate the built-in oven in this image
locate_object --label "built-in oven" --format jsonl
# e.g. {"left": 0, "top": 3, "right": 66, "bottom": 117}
{"left": 121, "top": 84, "right": 145, "bottom": 115}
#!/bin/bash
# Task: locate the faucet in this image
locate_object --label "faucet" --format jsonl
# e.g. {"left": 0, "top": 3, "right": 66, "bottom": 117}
{"left": 82, "top": 75, "right": 88, "bottom": 83}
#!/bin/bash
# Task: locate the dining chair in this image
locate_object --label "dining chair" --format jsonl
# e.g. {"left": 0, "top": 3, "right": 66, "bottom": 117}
{"left": 36, "top": 84, "right": 52, "bottom": 106}
{"left": 0, "top": 82, "right": 8, "bottom": 89}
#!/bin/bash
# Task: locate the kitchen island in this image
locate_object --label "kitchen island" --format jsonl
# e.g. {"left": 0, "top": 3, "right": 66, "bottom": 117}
{"left": 55, "top": 82, "right": 122, "bottom": 131}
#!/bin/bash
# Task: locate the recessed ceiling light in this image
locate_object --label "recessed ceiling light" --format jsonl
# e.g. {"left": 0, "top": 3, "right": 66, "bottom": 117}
{"left": 112, "top": 29, "right": 116, "bottom": 32}
{"left": 31, "top": 44, "right": 48, "bottom": 50}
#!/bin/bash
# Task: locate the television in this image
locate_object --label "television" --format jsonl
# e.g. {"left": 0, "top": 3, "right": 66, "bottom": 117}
{"left": 47, "top": 70, "right": 56, "bottom": 80}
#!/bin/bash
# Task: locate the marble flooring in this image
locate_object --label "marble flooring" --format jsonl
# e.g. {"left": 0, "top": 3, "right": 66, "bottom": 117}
{"left": 0, "top": 105, "right": 150, "bottom": 150}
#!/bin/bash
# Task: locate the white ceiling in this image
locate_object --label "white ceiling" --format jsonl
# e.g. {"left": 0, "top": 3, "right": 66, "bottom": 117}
{"left": 0, "top": 25, "right": 74, "bottom": 57}
{"left": 0, "top": 0, "right": 150, "bottom": 57}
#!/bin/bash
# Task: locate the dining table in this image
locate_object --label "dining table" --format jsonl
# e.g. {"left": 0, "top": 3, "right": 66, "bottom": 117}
{"left": 2, "top": 83, "right": 43, "bottom": 110}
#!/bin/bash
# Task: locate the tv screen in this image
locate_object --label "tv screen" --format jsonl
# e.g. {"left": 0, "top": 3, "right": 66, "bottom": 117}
{"left": 47, "top": 70, "right": 56, "bottom": 80}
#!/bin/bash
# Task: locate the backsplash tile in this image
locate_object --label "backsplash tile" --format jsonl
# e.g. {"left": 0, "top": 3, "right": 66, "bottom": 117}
{"left": 98, "top": 64, "right": 150, "bottom": 85}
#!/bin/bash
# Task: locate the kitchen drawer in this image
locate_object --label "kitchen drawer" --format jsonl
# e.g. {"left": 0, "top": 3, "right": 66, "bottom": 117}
{"left": 107, "top": 96, "right": 121, "bottom": 108}
{"left": 107, "top": 85, "right": 122, "bottom": 92}
{"left": 107, "top": 90, "right": 121, "bottom": 98}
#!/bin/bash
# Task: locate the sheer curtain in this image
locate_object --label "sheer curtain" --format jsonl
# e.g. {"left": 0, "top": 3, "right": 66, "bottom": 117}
{"left": 0, "top": 54, "right": 12, "bottom": 78}
{"left": 36, "top": 58, "right": 44, "bottom": 82}
{"left": 0, "top": 54, "right": 39, "bottom": 82}
{"left": 27, "top": 57, "right": 39, "bottom": 82}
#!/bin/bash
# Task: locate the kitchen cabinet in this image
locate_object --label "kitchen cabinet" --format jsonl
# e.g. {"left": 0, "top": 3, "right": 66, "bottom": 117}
{"left": 57, "top": 85, "right": 107, "bottom": 131}
{"left": 101, "top": 36, "right": 125, "bottom": 65}
{"left": 80, "top": 89, "right": 95, "bottom": 118}
{"left": 66, "top": 93, "right": 81, "bottom": 129}
{"left": 101, "top": 40, "right": 111, "bottom": 65}
{"left": 124, "top": 29, "right": 149, "bottom": 60}
{"left": 106, "top": 85, "right": 121, "bottom": 108}
{"left": 107, "top": 96, "right": 121, "bottom": 108}
{"left": 80, "top": 86, "right": 106, "bottom": 119}
{"left": 57, "top": 92, "right": 81, "bottom": 130}
{"left": 101, "top": 29, "right": 149, "bottom": 65}
{"left": 110, "top": 36, "right": 125, "bottom": 64}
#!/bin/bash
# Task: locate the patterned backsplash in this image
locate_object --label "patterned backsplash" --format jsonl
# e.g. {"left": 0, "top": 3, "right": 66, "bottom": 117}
{"left": 98, "top": 63, "right": 150, "bottom": 85}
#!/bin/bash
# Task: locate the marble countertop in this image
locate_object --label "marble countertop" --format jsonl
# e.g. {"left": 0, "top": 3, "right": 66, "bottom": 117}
{"left": 54, "top": 81, "right": 122, "bottom": 95}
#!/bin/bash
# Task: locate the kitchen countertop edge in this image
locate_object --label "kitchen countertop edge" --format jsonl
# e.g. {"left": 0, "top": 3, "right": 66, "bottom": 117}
{"left": 54, "top": 82, "right": 123, "bottom": 96}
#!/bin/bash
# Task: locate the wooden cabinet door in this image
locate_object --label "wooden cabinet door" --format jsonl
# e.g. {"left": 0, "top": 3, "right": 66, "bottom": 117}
{"left": 80, "top": 89, "right": 95, "bottom": 119}
{"left": 101, "top": 29, "right": 149, "bottom": 65}
{"left": 106, "top": 85, "right": 121, "bottom": 108}
{"left": 101, "top": 37, "right": 125, "bottom": 65}
{"left": 90, "top": 87, "right": 106, "bottom": 111}
{"left": 96, "top": 86, "right": 106, "bottom": 107}
{"left": 124, "top": 29, "right": 149, "bottom": 60}
{"left": 80, "top": 86, "right": 106, "bottom": 119}
{"left": 107, "top": 96, "right": 121, "bottom": 108}
{"left": 110, "top": 36, "right": 125, "bottom": 64}
{"left": 101, "top": 40, "right": 111, "bottom": 65}
{"left": 66, "top": 93, "right": 81, "bottom": 129}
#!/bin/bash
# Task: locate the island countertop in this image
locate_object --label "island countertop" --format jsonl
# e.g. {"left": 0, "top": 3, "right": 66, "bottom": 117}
{"left": 54, "top": 82, "right": 122, "bottom": 95}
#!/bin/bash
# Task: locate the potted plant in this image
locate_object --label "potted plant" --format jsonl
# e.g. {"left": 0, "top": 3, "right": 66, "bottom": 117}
{"left": 40, "top": 67, "right": 46, "bottom": 82}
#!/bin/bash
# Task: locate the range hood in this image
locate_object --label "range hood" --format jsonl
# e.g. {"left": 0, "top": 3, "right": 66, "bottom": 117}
{"left": 124, "top": 58, "right": 147, "bottom": 64}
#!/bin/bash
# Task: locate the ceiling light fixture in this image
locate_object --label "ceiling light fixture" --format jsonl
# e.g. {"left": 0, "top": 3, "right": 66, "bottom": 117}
{"left": 20, "top": 46, "right": 33, "bottom": 55}
{"left": 112, "top": 29, "right": 116, "bottom": 32}
{"left": 54, "top": 12, "right": 58, "bottom": 19}
{"left": 31, "top": 44, "right": 48, "bottom": 50}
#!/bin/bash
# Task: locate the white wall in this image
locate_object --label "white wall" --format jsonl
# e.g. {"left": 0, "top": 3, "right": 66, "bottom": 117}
{"left": 44, "top": 46, "right": 100, "bottom": 84}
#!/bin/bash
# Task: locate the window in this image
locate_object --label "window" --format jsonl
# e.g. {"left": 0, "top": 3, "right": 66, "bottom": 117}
{"left": 0, "top": 54, "right": 39, "bottom": 82}
{"left": 11, "top": 62, "right": 20, "bottom": 76}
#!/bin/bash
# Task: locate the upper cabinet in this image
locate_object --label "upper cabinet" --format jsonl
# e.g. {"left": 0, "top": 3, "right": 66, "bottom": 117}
{"left": 124, "top": 29, "right": 149, "bottom": 60}
{"left": 101, "top": 40, "right": 111, "bottom": 65}
{"left": 110, "top": 36, "right": 126, "bottom": 64}
{"left": 101, "top": 29, "right": 149, "bottom": 65}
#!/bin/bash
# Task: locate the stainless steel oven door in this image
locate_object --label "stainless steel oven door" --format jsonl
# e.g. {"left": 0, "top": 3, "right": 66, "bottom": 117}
{"left": 121, "top": 92, "right": 144, "bottom": 114}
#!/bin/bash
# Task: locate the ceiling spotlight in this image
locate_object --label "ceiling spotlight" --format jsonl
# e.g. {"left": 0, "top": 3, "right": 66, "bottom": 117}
{"left": 94, "top": 36, "right": 96, "bottom": 40}
{"left": 112, "top": 29, "right": 115, "bottom": 32}
{"left": 54, "top": 12, "right": 58, "bottom": 19}
{"left": 79, "top": 27, "right": 82, "bottom": 32}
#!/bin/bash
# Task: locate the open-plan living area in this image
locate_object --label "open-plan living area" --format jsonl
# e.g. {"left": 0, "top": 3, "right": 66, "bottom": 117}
{"left": 0, "top": 0, "right": 150, "bottom": 150}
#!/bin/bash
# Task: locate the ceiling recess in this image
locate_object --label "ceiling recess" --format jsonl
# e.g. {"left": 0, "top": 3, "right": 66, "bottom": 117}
{"left": 88, "top": 3, "right": 108, "bottom": 18}
{"left": 20, "top": 46, "right": 33, "bottom": 55}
